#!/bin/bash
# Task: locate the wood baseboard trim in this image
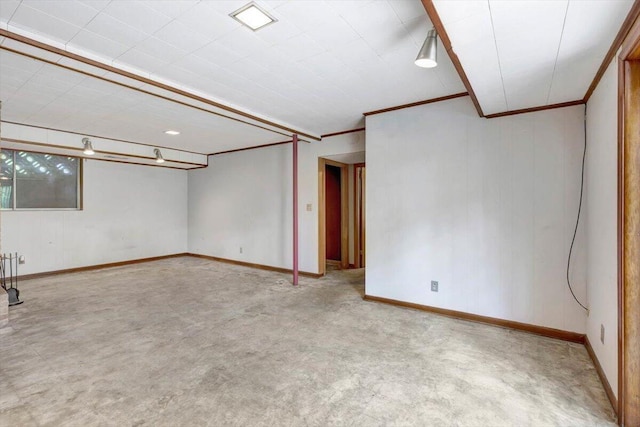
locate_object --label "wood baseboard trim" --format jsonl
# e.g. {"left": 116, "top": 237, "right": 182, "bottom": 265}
{"left": 585, "top": 336, "right": 618, "bottom": 415}
{"left": 363, "top": 294, "right": 585, "bottom": 344}
{"left": 187, "top": 253, "right": 323, "bottom": 278}
{"left": 19, "top": 253, "right": 190, "bottom": 281}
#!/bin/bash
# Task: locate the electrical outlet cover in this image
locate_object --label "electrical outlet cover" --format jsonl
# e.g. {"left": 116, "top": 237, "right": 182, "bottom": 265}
{"left": 431, "top": 280, "right": 438, "bottom": 292}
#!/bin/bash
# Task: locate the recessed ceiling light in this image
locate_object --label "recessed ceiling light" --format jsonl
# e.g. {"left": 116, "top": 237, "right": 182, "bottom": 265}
{"left": 230, "top": 2, "right": 276, "bottom": 31}
{"left": 165, "top": 130, "right": 180, "bottom": 135}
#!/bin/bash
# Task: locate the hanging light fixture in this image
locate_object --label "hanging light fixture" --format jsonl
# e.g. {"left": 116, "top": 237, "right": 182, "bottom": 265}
{"left": 415, "top": 29, "right": 438, "bottom": 68}
{"left": 82, "top": 138, "right": 95, "bottom": 155}
{"left": 154, "top": 148, "right": 165, "bottom": 164}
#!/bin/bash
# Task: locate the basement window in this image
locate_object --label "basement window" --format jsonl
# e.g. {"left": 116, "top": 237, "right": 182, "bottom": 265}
{"left": 1, "top": 149, "right": 81, "bottom": 210}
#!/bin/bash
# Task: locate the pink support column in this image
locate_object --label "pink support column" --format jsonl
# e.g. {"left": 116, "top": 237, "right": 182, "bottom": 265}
{"left": 292, "top": 134, "right": 299, "bottom": 286}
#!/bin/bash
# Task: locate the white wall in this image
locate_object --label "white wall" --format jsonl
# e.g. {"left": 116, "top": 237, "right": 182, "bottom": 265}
{"left": 1, "top": 159, "right": 188, "bottom": 275}
{"left": 366, "top": 97, "right": 588, "bottom": 333}
{"left": 188, "top": 133, "right": 365, "bottom": 273}
{"left": 585, "top": 58, "right": 618, "bottom": 396}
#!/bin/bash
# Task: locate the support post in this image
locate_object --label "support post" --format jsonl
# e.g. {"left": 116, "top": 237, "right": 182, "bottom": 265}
{"left": 293, "top": 134, "right": 299, "bottom": 286}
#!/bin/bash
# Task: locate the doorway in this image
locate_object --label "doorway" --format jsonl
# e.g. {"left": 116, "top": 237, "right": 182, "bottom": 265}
{"left": 318, "top": 158, "right": 348, "bottom": 273}
{"left": 318, "top": 153, "right": 366, "bottom": 275}
{"left": 325, "top": 163, "right": 344, "bottom": 265}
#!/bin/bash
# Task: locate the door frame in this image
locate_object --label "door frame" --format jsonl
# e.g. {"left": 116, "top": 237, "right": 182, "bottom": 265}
{"left": 617, "top": 16, "right": 640, "bottom": 426}
{"left": 353, "top": 163, "right": 366, "bottom": 269}
{"left": 318, "top": 158, "right": 349, "bottom": 275}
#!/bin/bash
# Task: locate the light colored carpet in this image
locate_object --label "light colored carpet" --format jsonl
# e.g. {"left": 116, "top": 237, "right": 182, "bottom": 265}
{"left": 0, "top": 256, "right": 615, "bottom": 426}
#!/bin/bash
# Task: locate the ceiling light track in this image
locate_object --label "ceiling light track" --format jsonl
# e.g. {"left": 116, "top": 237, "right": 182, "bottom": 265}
{"left": 2, "top": 120, "right": 203, "bottom": 156}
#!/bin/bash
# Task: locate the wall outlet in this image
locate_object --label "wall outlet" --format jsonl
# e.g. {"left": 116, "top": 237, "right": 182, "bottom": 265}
{"left": 601, "top": 324, "right": 605, "bottom": 344}
{"left": 431, "top": 280, "right": 438, "bottom": 292}
{"left": 306, "top": 203, "right": 312, "bottom": 211}
{"left": 239, "top": 247, "right": 243, "bottom": 254}
{"left": 18, "top": 255, "right": 25, "bottom": 264}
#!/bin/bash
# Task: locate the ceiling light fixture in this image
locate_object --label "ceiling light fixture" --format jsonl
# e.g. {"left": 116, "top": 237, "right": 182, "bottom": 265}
{"left": 82, "top": 137, "right": 95, "bottom": 155}
{"left": 154, "top": 148, "right": 165, "bottom": 164}
{"left": 230, "top": 2, "right": 276, "bottom": 31}
{"left": 415, "top": 29, "right": 438, "bottom": 68}
{"left": 165, "top": 130, "right": 180, "bottom": 135}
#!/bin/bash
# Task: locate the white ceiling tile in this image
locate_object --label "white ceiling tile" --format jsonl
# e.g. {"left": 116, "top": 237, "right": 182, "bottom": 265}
{"left": 403, "top": 15, "right": 432, "bottom": 49}
{"left": 9, "top": 4, "right": 82, "bottom": 43}
{"left": 141, "top": 0, "right": 199, "bottom": 19}
{"left": 548, "top": 0, "right": 634, "bottom": 104}
{"left": 0, "top": 48, "right": 45, "bottom": 74}
{"left": 546, "top": 55, "right": 594, "bottom": 104}
{"left": 68, "top": 29, "right": 131, "bottom": 60}
{"left": 77, "top": 0, "right": 111, "bottom": 12}
{"left": 330, "top": 37, "right": 380, "bottom": 66}
{"left": 490, "top": 0, "right": 566, "bottom": 109}
{"left": 175, "top": 2, "right": 240, "bottom": 40}
{"left": 433, "top": 53, "right": 466, "bottom": 93}
{"left": 2, "top": 36, "right": 64, "bottom": 62}
{"left": 246, "top": 46, "right": 294, "bottom": 74}
{"left": 477, "top": 93, "right": 509, "bottom": 116}
{"left": 136, "top": 37, "right": 187, "bottom": 63}
{"left": 114, "top": 49, "right": 170, "bottom": 75}
{"left": 215, "top": 27, "right": 272, "bottom": 59}
{"left": 192, "top": 41, "right": 243, "bottom": 67}
{"left": 361, "top": 22, "right": 412, "bottom": 55}
{"left": 339, "top": 0, "right": 402, "bottom": 36}
{"left": 21, "top": 0, "right": 100, "bottom": 28}
{"left": 203, "top": 0, "right": 250, "bottom": 15}
{"left": 442, "top": 11, "right": 493, "bottom": 51}
{"left": 84, "top": 12, "right": 149, "bottom": 46}
{"left": 0, "top": 0, "right": 21, "bottom": 21}
{"left": 102, "top": 1, "right": 173, "bottom": 35}
{"left": 254, "top": 18, "right": 302, "bottom": 46}
{"left": 275, "top": 33, "right": 327, "bottom": 62}
{"left": 149, "top": 64, "right": 199, "bottom": 87}
{"left": 274, "top": 0, "right": 335, "bottom": 29}
{"left": 300, "top": 52, "right": 352, "bottom": 82}
{"left": 56, "top": 56, "right": 110, "bottom": 77}
{"left": 304, "top": 16, "right": 360, "bottom": 50}
{"left": 502, "top": 80, "right": 550, "bottom": 111}
{"left": 326, "top": 0, "right": 374, "bottom": 18}
{"left": 491, "top": 1, "right": 567, "bottom": 65}
{"left": 224, "top": 58, "right": 273, "bottom": 85}
{"left": 433, "top": 0, "right": 487, "bottom": 25}
{"left": 171, "top": 54, "right": 225, "bottom": 79}
{"left": 387, "top": 0, "right": 428, "bottom": 24}
{"left": 152, "top": 20, "right": 212, "bottom": 53}
{"left": 35, "top": 63, "right": 88, "bottom": 86}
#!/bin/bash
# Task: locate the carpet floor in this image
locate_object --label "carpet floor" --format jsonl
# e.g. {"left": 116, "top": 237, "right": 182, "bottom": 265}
{"left": 0, "top": 256, "right": 615, "bottom": 426}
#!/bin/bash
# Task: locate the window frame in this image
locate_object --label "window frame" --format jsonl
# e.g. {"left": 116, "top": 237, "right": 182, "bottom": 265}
{"left": 1, "top": 148, "right": 83, "bottom": 211}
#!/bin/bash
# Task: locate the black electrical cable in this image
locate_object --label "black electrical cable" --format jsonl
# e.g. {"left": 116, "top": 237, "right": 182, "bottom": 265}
{"left": 567, "top": 105, "right": 589, "bottom": 312}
